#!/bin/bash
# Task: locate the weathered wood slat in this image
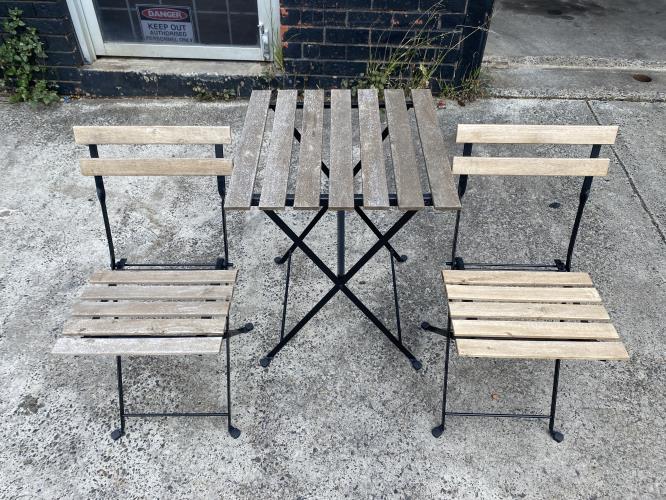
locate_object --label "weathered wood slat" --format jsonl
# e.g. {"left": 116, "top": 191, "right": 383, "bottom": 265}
{"left": 456, "top": 338, "right": 629, "bottom": 360}
{"left": 452, "top": 157, "right": 609, "bottom": 177}
{"left": 73, "top": 126, "right": 232, "bottom": 145}
{"left": 358, "top": 89, "right": 390, "bottom": 209}
{"left": 384, "top": 89, "right": 425, "bottom": 210}
{"left": 451, "top": 319, "right": 619, "bottom": 340}
{"left": 63, "top": 318, "right": 228, "bottom": 337}
{"left": 259, "top": 89, "right": 298, "bottom": 210}
{"left": 445, "top": 285, "right": 602, "bottom": 303}
{"left": 80, "top": 285, "right": 233, "bottom": 301}
{"left": 448, "top": 301, "right": 610, "bottom": 321}
{"left": 411, "top": 89, "right": 460, "bottom": 211}
{"left": 294, "top": 90, "right": 325, "bottom": 209}
{"left": 90, "top": 270, "right": 237, "bottom": 285}
{"left": 52, "top": 336, "right": 223, "bottom": 355}
{"left": 71, "top": 300, "right": 230, "bottom": 318}
{"left": 329, "top": 89, "right": 354, "bottom": 210}
{"left": 225, "top": 90, "right": 272, "bottom": 210}
{"left": 456, "top": 124, "right": 619, "bottom": 145}
{"left": 80, "top": 158, "right": 233, "bottom": 177}
{"left": 443, "top": 270, "right": 593, "bottom": 287}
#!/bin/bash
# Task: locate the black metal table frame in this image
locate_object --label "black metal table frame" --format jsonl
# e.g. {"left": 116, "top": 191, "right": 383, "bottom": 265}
{"left": 88, "top": 143, "right": 252, "bottom": 440}
{"left": 256, "top": 99, "right": 435, "bottom": 371}
{"left": 421, "top": 142, "right": 604, "bottom": 442}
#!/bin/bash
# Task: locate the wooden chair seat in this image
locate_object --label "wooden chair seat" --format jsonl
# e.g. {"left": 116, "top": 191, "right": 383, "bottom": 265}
{"left": 53, "top": 269, "right": 237, "bottom": 356}
{"left": 443, "top": 270, "right": 628, "bottom": 361}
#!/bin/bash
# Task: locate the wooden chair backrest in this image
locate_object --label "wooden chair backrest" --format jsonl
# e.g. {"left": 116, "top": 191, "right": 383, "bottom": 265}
{"left": 73, "top": 126, "right": 232, "bottom": 177}
{"left": 452, "top": 124, "right": 618, "bottom": 177}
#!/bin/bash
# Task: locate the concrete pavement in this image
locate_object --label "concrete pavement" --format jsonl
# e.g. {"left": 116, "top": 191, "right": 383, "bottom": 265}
{"left": 0, "top": 95, "right": 664, "bottom": 498}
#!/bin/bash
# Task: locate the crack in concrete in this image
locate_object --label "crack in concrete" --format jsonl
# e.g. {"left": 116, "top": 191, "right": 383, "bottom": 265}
{"left": 585, "top": 99, "right": 666, "bottom": 245}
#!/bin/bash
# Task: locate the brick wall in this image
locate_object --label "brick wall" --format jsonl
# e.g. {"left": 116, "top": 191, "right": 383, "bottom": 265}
{"left": 279, "top": 0, "right": 493, "bottom": 89}
{"left": 0, "top": 0, "right": 82, "bottom": 94}
{"left": 0, "top": 0, "right": 492, "bottom": 95}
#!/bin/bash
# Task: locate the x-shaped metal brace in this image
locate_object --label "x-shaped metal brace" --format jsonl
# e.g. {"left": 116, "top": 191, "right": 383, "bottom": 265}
{"left": 260, "top": 208, "right": 422, "bottom": 371}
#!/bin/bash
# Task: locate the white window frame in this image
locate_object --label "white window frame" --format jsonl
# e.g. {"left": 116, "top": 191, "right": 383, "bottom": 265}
{"left": 68, "top": 0, "right": 279, "bottom": 63}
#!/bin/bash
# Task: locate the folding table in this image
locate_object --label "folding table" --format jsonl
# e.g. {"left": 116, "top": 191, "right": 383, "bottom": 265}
{"left": 225, "top": 88, "right": 460, "bottom": 369}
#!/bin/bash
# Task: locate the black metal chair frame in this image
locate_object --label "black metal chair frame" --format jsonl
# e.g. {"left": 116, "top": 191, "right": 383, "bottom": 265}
{"left": 257, "top": 99, "right": 429, "bottom": 371}
{"left": 421, "top": 141, "right": 604, "bottom": 442}
{"left": 87, "top": 142, "right": 252, "bottom": 441}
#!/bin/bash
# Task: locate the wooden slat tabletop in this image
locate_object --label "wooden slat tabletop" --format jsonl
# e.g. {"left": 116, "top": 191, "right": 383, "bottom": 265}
{"left": 358, "top": 89, "right": 390, "bottom": 209}
{"left": 259, "top": 89, "right": 298, "bottom": 209}
{"left": 383, "top": 89, "right": 425, "bottom": 210}
{"left": 328, "top": 89, "right": 354, "bottom": 210}
{"left": 411, "top": 89, "right": 461, "bottom": 210}
{"left": 294, "top": 90, "right": 325, "bottom": 209}
{"left": 225, "top": 88, "right": 460, "bottom": 211}
{"left": 225, "top": 90, "right": 272, "bottom": 209}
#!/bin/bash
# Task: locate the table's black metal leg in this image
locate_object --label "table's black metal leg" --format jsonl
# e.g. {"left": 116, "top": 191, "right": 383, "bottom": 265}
{"left": 338, "top": 285, "right": 421, "bottom": 369}
{"left": 111, "top": 355, "right": 126, "bottom": 441}
{"left": 548, "top": 359, "right": 564, "bottom": 443}
{"left": 355, "top": 207, "right": 408, "bottom": 263}
{"left": 226, "top": 318, "right": 241, "bottom": 439}
{"left": 261, "top": 285, "right": 341, "bottom": 366}
{"left": 261, "top": 209, "right": 421, "bottom": 370}
{"left": 275, "top": 207, "right": 327, "bottom": 264}
{"left": 390, "top": 254, "right": 402, "bottom": 342}
{"left": 337, "top": 210, "right": 345, "bottom": 276}
{"left": 279, "top": 253, "right": 292, "bottom": 341}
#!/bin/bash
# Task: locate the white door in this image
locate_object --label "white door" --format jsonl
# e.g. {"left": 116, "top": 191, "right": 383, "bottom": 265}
{"left": 72, "top": 0, "right": 278, "bottom": 61}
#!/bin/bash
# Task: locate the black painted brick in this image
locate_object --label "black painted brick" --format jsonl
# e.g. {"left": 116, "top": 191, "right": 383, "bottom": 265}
{"left": 347, "top": 11, "right": 392, "bottom": 27}
{"left": 283, "top": 26, "right": 323, "bottom": 43}
{"left": 282, "top": 42, "right": 302, "bottom": 58}
{"left": 300, "top": 9, "right": 323, "bottom": 25}
{"left": 319, "top": 44, "right": 347, "bottom": 59}
{"left": 41, "top": 33, "right": 74, "bottom": 51}
{"left": 33, "top": 0, "right": 68, "bottom": 18}
{"left": 280, "top": 7, "right": 300, "bottom": 25}
{"left": 0, "top": 2, "right": 35, "bottom": 16}
{"left": 323, "top": 10, "right": 346, "bottom": 26}
{"left": 46, "top": 49, "right": 81, "bottom": 66}
{"left": 326, "top": 28, "right": 369, "bottom": 44}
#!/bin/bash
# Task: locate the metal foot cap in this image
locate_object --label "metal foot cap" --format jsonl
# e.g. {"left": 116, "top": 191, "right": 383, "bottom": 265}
{"left": 260, "top": 357, "right": 272, "bottom": 368}
{"left": 228, "top": 426, "right": 241, "bottom": 439}
{"left": 431, "top": 425, "right": 444, "bottom": 438}
{"left": 242, "top": 323, "right": 254, "bottom": 333}
{"left": 550, "top": 430, "right": 564, "bottom": 443}
{"left": 397, "top": 255, "right": 408, "bottom": 263}
{"left": 411, "top": 359, "right": 423, "bottom": 371}
{"left": 110, "top": 428, "right": 124, "bottom": 441}
{"left": 274, "top": 256, "right": 286, "bottom": 265}
{"left": 420, "top": 321, "right": 431, "bottom": 330}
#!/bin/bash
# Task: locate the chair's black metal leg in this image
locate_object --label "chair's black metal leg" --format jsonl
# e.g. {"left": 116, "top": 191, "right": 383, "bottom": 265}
{"left": 279, "top": 253, "right": 292, "bottom": 341}
{"left": 432, "top": 319, "right": 452, "bottom": 438}
{"left": 389, "top": 254, "right": 403, "bottom": 343}
{"left": 111, "top": 355, "right": 126, "bottom": 441}
{"left": 226, "top": 319, "right": 241, "bottom": 439}
{"left": 355, "top": 207, "right": 408, "bottom": 262}
{"left": 275, "top": 207, "right": 327, "bottom": 265}
{"left": 549, "top": 359, "right": 564, "bottom": 443}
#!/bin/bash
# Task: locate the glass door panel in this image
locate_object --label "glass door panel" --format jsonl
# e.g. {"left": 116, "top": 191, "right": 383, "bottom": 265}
{"left": 78, "top": 0, "right": 275, "bottom": 60}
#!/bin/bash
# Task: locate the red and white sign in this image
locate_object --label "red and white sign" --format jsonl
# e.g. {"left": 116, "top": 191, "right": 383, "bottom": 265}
{"left": 137, "top": 5, "right": 195, "bottom": 44}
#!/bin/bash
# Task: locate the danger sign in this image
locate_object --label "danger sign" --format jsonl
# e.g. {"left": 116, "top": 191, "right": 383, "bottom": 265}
{"left": 137, "top": 5, "right": 196, "bottom": 43}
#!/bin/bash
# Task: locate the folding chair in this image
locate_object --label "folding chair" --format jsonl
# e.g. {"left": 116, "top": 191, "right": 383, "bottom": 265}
{"left": 421, "top": 124, "right": 629, "bottom": 442}
{"left": 52, "top": 126, "right": 253, "bottom": 440}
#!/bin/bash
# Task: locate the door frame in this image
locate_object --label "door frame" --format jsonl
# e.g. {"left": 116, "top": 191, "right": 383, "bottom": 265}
{"left": 68, "top": 0, "right": 279, "bottom": 62}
